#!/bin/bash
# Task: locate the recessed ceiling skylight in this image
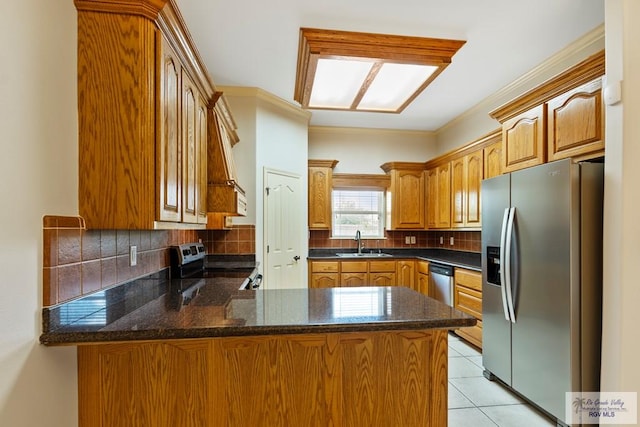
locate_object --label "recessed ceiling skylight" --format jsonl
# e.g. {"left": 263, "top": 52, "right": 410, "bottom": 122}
{"left": 294, "top": 28, "right": 465, "bottom": 113}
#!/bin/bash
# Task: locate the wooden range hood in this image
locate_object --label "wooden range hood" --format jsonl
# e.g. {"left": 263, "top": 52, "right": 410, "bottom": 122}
{"left": 207, "top": 92, "right": 247, "bottom": 229}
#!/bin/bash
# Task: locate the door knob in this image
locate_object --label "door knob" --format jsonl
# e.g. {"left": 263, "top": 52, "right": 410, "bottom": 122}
{"left": 293, "top": 256, "right": 301, "bottom": 261}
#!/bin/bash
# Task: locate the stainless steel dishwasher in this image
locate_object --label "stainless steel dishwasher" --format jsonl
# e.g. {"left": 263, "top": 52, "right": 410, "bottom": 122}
{"left": 429, "top": 262, "right": 454, "bottom": 306}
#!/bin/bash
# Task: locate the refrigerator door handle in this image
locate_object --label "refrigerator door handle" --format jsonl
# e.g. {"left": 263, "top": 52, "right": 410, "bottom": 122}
{"left": 505, "top": 207, "right": 517, "bottom": 323}
{"left": 499, "top": 208, "right": 511, "bottom": 321}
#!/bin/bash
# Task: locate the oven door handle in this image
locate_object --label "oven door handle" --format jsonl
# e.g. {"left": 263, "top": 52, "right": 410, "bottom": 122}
{"left": 251, "top": 274, "right": 263, "bottom": 289}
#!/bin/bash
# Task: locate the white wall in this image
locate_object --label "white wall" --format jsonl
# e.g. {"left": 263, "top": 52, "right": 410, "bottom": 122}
{"left": 435, "top": 25, "right": 605, "bottom": 155}
{"left": 224, "top": 95, "right": 258, "bottom": 226}
{"left": 601, "top": 0, "right": 640, "bottom": 402}
{"left": 222, "top": 88, "right": 310, "bottom": 284}
{"left": 309, "top": 127, "right": 437, "bottom": 174}
{"left": 255, "top": 98, "right": 309, "bottom": 279}
{"left": 0, "top": 1, "right": 78, "bottom": 426}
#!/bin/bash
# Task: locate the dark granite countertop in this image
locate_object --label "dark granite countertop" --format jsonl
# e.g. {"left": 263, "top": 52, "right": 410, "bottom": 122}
{"left": 40, "top": 269, "right": 475, "bottom": 346}
{"left": 308, "top": 248, "right": 481, "bottom": 271}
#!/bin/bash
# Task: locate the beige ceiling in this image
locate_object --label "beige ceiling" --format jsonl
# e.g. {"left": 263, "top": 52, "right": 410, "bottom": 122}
{"left": 175, "top": 0, "right": 604, "bottom": 131}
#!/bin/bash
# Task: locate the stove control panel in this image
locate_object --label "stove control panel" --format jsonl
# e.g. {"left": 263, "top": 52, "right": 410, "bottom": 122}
{"left": 172, "top": 242, "right": 206, "bottom": 267}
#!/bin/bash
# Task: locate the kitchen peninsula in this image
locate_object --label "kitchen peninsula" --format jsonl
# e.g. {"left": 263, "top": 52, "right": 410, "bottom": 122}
{"left": 41, "top": 272, "right": 475, "bottom": 426}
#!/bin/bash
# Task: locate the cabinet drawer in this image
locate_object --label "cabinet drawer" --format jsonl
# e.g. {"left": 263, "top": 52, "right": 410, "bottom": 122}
{"left": 416, "top": 261, "right": 429, "bottom": 275}
{"left": 369, "top": 260, "right": 396, "bottom": 272}
{"left": 311, "top": 261, "right": 339, "bottom": 273}
{"left": 454, "top": 285, "right": 482, "bottom": 319}
{"left": 455, "top": 268, "right": 481, "bottom": 291}
{"left": 340, "top": 261, "right": 368, "bottom": 273}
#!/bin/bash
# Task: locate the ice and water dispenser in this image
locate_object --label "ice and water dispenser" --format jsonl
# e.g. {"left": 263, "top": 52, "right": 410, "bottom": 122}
{"left": 486, "top": 246, "right": 501, "bottom": 286}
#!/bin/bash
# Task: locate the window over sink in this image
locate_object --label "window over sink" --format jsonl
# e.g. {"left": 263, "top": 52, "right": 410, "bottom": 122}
{"left": 332, "top": 189, "right": 385, "bottom": 238}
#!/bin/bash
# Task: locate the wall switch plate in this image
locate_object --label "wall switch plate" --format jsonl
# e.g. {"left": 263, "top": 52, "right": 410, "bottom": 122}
{"left": 439, "top": 236, "right": 444, "bottom": 245}
{"left": 405, "top": 236, "right": 411, "bottom": 244}
{"left": 450, "top": 237, "right": 454, "bottom": 246}
{"left": 410, "top": 236, "right": 416, "bottom": 244}
{"left": 130, "top": 245, "right": 137, "bottom": 266}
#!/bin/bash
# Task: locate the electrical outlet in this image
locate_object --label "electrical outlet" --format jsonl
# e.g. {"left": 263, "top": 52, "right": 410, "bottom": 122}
{"left": 450, "top": 237, "right": 454, "bottom": 246}
{"left": 405, "top": 236, "right": 411, "bottom": 244}
{"left": 410, "top": 236, "right": 416, "bottom": 244}
{"left": 439, "top": 236, "right": 444, "bottom": 245}
{"left": 130, "top": 245, "right": 137, "bottom": 266}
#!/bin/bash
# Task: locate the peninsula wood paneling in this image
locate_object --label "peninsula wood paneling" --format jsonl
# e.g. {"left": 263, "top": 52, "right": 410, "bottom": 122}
{"left": 78, "top": 330, "right": 449, "bottom": 426}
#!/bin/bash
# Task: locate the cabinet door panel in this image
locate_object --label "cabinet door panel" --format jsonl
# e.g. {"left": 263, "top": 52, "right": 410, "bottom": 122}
{"left": 392, "top": 170, "right": 425, "bottom": 229}
{"left": 369, "top": 272, "right": 395, "bottom": 286}
{"left": 158, "top": 41, "right": 182, "bottom": 222}
{"left": 196, "top": 96, "right": 208, "bottom": 223}
{"left": 417, "top": 273, "right": 429, "bottom": 296}
{"left": 502, "top": 104, "right": 546, "bottom": 173}
{"left": 308, "top": 166, "right": 333, "bottom": 230}
{"left": 450, "top": 158, "right": 465, "bottom": 228}
{"left": 464, "top": 150, "right": 483, "bottom": 227}
{"left": 547, "top": 79, "right": 604, "bottom": 161}
{"left": 484, "top": 140, "right": 503, "bottom": 179}
{"left": 396, "top": 260, "right": 415, "bottom": 289}
{"left": 425, "top": 168, "right": 438, "bottom": 229}
{"left": 437, "top": 163, "right": 451, "bottom": 228}
{"left": 310, "top": 273, "right": 339, "bottom": 288}
{"left": 340, "top": 273, "right": 367, "bottom": 287}
{"left": 182, "top": 74, "right": 198, "bottom": 223}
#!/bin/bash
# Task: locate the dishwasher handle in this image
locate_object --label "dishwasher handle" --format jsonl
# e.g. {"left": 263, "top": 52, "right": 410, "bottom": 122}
{"left": 428, "top": 263, "right": 454, "bottom": 276}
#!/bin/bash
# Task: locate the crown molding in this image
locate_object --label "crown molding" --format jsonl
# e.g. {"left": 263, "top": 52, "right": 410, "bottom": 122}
{"left": 218, "top": 86, "right": 311, "bottom": 122}
{"left": 309, "top": 125, "right": 435, "bottom": 138}
{"left": 436, "top": 23, "right": 605, "bottom": 135}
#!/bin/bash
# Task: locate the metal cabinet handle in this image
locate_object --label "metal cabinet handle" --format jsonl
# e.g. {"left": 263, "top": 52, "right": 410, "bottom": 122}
{"left": 293, "top": 256, "right": 300, "bottom": 261}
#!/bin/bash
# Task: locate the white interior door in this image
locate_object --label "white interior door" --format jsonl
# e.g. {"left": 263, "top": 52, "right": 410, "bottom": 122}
{"left": 264, "top": 169, "right": 303, "bottom": 289}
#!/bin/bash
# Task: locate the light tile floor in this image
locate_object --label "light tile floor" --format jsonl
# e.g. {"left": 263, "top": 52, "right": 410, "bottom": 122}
{"left": 447, "top": 333, "right": 555, "bottom": 427}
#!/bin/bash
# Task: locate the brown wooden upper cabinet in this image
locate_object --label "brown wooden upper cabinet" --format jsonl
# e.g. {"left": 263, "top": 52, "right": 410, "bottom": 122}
{"left": 547, "top": 79, "right": 604, "bottom": 161}
{"left": 451, "top": 150, "right": 483, "bottom": 229}
{"left": 308, "top": 160, "right": 338, "bottom": 230}
{"left": 501, "top": 104, "right": 547, "bottom": 173}
{"left": 76, "top": 0, "right": 218, "bottom": 229}
{"left": 425, "top": 163, "right": 451, "bottom": 229}
{"left": 491, "top": 50, "right": 605, "bottom": 174}
{"left": 483, "top": 139, "right": 503, "bottom": 179}
{"left": 381, "top": 162, "right": 426, "bottom": 230}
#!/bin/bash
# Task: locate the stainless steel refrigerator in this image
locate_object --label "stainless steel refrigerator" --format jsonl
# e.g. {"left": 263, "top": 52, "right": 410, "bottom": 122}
{"left": 481, "top": 158, "right": 603, "bottom": 425}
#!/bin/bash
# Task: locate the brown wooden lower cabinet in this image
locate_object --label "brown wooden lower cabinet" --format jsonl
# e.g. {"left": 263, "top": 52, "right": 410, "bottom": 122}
{"left": 78, "top": 330, "right": 449, "bottom": 426}
{"left": 453, "top": 268, "right": 483, "bottom": 348}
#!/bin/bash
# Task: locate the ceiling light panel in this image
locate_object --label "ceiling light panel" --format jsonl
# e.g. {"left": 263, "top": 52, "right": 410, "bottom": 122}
{"left": 294, "top": 28, "right": 465, "bottom": 113}
{"left": 358, "top": 63, "right": 439, "bottom": 111}
{"left": 309, "top": 58, "right": 373, "bottom": 108}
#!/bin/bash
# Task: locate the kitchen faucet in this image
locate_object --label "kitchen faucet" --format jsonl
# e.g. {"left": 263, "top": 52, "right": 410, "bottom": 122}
{"left": 354, "top": 230, "right": 363, "bottom": 254}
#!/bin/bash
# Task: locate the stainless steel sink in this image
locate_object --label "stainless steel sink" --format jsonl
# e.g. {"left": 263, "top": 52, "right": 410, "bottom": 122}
{"left": 336, "top": 252, "right": 393, "bottom": 258}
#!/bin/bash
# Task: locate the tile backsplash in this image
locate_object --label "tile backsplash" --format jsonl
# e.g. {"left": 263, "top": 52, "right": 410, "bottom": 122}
{"left": 42, "top": 217, "right": 257, "bottom": 307}
{"left": 309, "top": 229, "right": 480, "bottom": 253}
{"left": 197, "top": 225, "right": 255, "bottom": 255}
